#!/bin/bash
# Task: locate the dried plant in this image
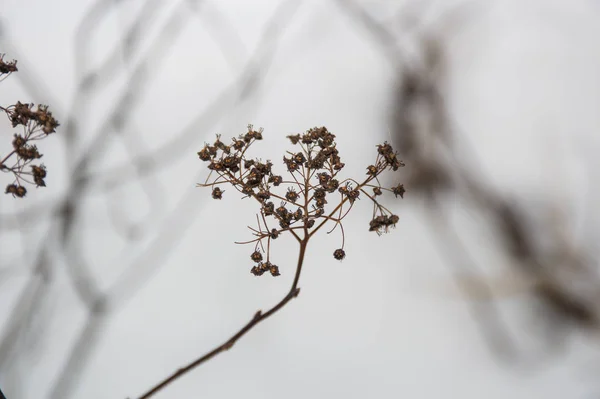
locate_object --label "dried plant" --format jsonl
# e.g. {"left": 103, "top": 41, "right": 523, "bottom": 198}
{"left": 134, "top": 125, "right": 405, "bottom": 398}
{"left": 0, "top": 54, "right": 59, "bottom": 198}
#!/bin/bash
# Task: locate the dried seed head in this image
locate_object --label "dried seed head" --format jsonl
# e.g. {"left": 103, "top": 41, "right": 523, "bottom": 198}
{"left": 0, "top": 55, "right": 18, "bottom": 74}
{"left": 263, "top": 201, "right": 275, "bottom": 216}
{"left": 16, "top": 185, "right": 27, "bottom": 198}
{"left": 31, "top": 164, "right": 47, "bottom": 187}
{"left": 287, "top": 134, "right": 301, "bottom": 144}
{"left": 268, "top": 175, "right": 283, "bottom": 186}
{"left": 392, "top": 184, "right": 405, "bottom": 198}
{"left": 241, "top": 186, "right": 254, "bottom": 197}
{"left": 317, "top": 172, "right": 331, "bottom": 186}
{"left": 346, "top": 189, "right": 360, "bottom": 203}
{"left": 232, "top": 138, "right": 245, "bottom": 151}
{"left": 285, "top": 188, "right": 299, "bottom": 203}
{"left": 373, "top": 186, "right": 382, "bottom": 196}
{"left": 333, "top": 248, "right": 346, "bottom": 260}
{"left": 293, "top": 208, "right": 303, "bottom": 220}
{"left": 314, "top": 197, "right": 327, "bottom": 208}
{"left": 369, "top": 214, "right": 400, "bottom": 234}
{"left": 251, "top": 251, "right": 263, "bottom": 263}
{"left": 333, "top": 161, "right": 345, "bottom": 170}
{"left": 283, "top": 156, "right": 299, "bottom": 172}
{"left": 276, "top": 204, "right": 288, "bottom": 217}
{"left": 12, "top": 134, "right": 25, "bottom": 149}
{"left": 366, "top": 165, "right": 378, "bottom": 176}
{"left": 313, "top": 188, "right": 326, "bottom": 199}
{"left": 325, "top": 179, "right": 339, "bottom": 193}
{"left": 269, "top": 264, "right": 280, "bottom": 276}
{"left": 198, "top": 146, "right": 212, "bottom": 161}
{"left": 279, "top": 218, "right": 290, "bottom": 229}
{"left": 256, "top": 190, "right": 271, "bottom": 202}
{"left": 304, "top": 218, "right": 315, "bottom": 229}
{"left": 212, "top": 187, "right": 223, "bottom": 199}
{"left": 270, "top": 229, "right": 280, "bottom": 239}
{"left": 293, "top": 152, "right": 306, "bottom": 164}
{"left": 6, "top": 184, "right": 27, "bottom": 198}
{"left": 16, "top": 144, "right": 42, "bottom": 160}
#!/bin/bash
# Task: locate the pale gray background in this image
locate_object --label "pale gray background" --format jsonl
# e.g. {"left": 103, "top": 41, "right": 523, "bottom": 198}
{"left": 1, "top": 0, "right": 600, "bottom": 398}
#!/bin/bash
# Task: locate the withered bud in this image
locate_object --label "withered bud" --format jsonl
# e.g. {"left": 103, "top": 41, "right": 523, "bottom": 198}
{"left": 373, "top": 186, "right": 382, "bottom": 196}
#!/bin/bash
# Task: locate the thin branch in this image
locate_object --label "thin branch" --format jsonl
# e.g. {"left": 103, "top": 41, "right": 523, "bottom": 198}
{"left": 134, "top": 238, "right": 309, "bottom": 399}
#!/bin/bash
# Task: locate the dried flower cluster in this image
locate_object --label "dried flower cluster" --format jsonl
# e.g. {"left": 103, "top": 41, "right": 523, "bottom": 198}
{"left": 198, "top": 125, "right": 405, "bottom": 276}
{"left": 1, "top": 54, "right": 59, "bottom": 198}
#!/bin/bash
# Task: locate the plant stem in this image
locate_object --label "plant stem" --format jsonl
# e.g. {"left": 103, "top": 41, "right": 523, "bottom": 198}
{"left": 135, "top": 238, "right": 309, "bottom": 399}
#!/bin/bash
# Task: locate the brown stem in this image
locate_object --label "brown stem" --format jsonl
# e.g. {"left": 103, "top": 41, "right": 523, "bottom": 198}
{"left": 0, "top": 149, "right": 16, "bottom": 168}
{"left": 134, "top": 238, "right": 309, "bottom": 399}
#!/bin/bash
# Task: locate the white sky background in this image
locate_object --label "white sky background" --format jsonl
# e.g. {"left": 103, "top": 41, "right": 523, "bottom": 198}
{"left": 1, "top": 0, "right": 600, "bottom": 398}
